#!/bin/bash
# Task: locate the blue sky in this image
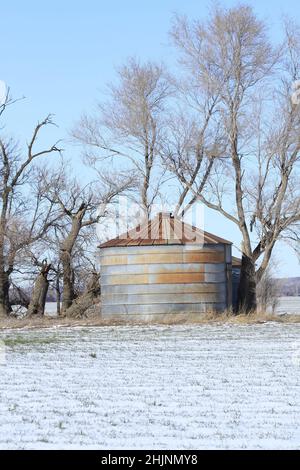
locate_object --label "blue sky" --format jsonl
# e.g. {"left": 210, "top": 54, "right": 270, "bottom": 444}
{"left": 1, "top": 0, "right": 299, "bottom": 277}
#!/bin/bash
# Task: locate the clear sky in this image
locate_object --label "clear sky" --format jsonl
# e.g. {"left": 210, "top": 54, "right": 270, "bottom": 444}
{"left": 1, "top": 0, "right": 299, "bottom": 277}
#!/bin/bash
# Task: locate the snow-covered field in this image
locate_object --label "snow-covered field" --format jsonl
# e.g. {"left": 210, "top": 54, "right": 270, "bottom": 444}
{"left": 275, "top": 297, "right": 300, "bottom": 314}
{"left": 0, "top": 324, "right": 299, "bottom": 449}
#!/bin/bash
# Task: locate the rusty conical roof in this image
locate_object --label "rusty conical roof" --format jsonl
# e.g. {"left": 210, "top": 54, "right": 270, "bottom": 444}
{"left": 99, "top": 212, "right": 232, "bottom": 248}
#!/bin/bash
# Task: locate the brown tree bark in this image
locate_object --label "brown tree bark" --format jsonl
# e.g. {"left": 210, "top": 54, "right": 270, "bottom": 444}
{"left": 55, "top": 275, "right": 61, "bottom": 316}
{"left": 61, "top": 250, "right": 75, "bottom": 310}
{"left": 27, "top": 261, "right": 51, "bottom": 316}
{"left": 10, "top": 284, "right": 30, "bottom": 310}
{"left": 0, "top": 191, "right": 10, "bottom": 316}
{"left": 237, "top": 255, "right": 257, "bottom": 312}
{"left": 0, "top": 270, "right": 10, "bottom": 317}
{"left": 63, "top": 272, "right": 100, "bottom": 318}
{"left": 60, "top": 203, "right": 86, "bottom": 311}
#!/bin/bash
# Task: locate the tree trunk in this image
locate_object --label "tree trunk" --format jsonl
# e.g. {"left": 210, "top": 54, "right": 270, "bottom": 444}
{"left": 55, "top": 275, "right": 61, "bottom": 316}
{"left": 238, "top": 254, "right": 257, "bottom": 313}
{"left": 60, "top": 208, "right": 86, "bottom": 312}
{"left": 64, "top": 273, "right": 100, "bottom": 318}
{"left": 27, "top": 262, "right": 51, "bottom": 316}
{"left": 61, "top": 250, "right": 74, "bottom": 311}
{"left": 0, "top": 269, "right": 10, "bottom": 317}
{"left": 0, "top": 199, "right": 10, "bottom": 317}
{"left": 10, "top": 285, "right": 30, "bottom": 309}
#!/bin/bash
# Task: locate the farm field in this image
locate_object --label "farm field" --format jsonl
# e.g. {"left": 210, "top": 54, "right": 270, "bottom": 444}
{"left": 0, "top": 324, "right": 299, "bottom": 449}
{"left": 274, "top": 297, "right": 300, "bottom": 315}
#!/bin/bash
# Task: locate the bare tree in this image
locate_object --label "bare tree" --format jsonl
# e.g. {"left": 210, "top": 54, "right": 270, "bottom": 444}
{"left": 0, "top": 107, "right": 61, "bottom": 316}
{"left": 256, "top": 262, "right": 280, "bottom": 314}
{"left": 27, "top": 259, "right": 52, "bottom": 316}
{"left": 72, "top": 58, "right": 172, "bottom": 217}
{"left": 282, "top": 227, "right": 300, "bottom": 263}
{"left": 45, "top": 165, "right": 135, "bottom": 315}
{"left": 167, "top": 5, "right": 300, "bottom": 312}
{"left": 160, "top": 96, "right": 226, "bottom": 217}
{"left": 60, "top": 272, "right": 100, "bottom": 318}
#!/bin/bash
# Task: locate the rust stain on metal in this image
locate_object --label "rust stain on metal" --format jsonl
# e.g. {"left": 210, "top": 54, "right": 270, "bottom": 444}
{"left": 152, "top": 273, "right": 205, "bottom": 284}
{"left": 99, "top": 213, "right": 232, "bottom": 315}
{"left": 106, "top": 272, "right": 206, "bottom": 285}
{"left": 108, "top": 275, "right": 148, "bottom": 285}
{"left": 101, "top": 252, "right": 224, "bottom": 265}
{"left": 183, "top": 252, "right": 224, "bottom": 263}
{"left": 100, "top": 212, "right": 232, "bottom": 248}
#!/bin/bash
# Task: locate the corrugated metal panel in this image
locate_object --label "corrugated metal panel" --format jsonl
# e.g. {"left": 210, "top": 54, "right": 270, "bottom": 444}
{"left": 232, "top": 266, "right": 241, "bottom": 309}
{"left": 101, "top": 272, "right": 206, "bottom": 285}
{"left": 101, "top": 283, "right": 226, "bottom": 295}
{"left": 100, "top": 244, "right": 228, "bottom": 316}
{"left": 101, "top": 263, "right": 225, "bottom": 275}
{"left": 101, "top": 302, "right": 227, "bottom": 315}
{"left": 225, "top": 245, "right": 232, "bottom": 308}
{"left": 204, "top": 272, "right": 226, "bottom": 283}
{"left": 100, "top": 245, "right": 224, "bottom": 256}
{"left": 101, "top": 251, "right": 225, "bottom": 266}
{"left": 102, "top": 292, "right": 225, "bottom": 305}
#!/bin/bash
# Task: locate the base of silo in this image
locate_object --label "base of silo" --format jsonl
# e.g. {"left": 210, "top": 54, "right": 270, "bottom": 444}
{"left": 100, "top": 311, "right": 224, "bottom": 323}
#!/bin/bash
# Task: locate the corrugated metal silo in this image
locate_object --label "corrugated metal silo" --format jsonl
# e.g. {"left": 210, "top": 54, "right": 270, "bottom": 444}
{"left": 99, "top": 213, "right": 233, "bottom": 319}
{"left": 232, "top": 256, "right": 242, "bottom": 311}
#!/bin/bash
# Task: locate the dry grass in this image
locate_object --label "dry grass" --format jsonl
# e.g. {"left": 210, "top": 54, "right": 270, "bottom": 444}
{"left": 0, "top": 308, "right": 299, "bottom": 330}
{"left": 140, "top": 310, "right": 300, "bottom": 325}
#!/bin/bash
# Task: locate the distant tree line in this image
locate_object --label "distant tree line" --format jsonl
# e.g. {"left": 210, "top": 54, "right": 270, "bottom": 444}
{"left": 278, "top": 277, "right": 300, "bottom": 297}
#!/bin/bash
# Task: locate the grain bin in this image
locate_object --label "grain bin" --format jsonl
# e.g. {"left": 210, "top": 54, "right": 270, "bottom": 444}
{"left": 232, "top": 256, "right": 242, "bottom": 311}
{"left": 99, "top": 212, "right": 233, "bottom": 320}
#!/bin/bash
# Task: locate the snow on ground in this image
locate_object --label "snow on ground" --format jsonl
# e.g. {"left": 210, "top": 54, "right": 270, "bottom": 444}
{"left": 274, "top": 297, "right": 300, "bottom": 315}
{"left": 0, "top": 323, "right": 299, "bottom": 449}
